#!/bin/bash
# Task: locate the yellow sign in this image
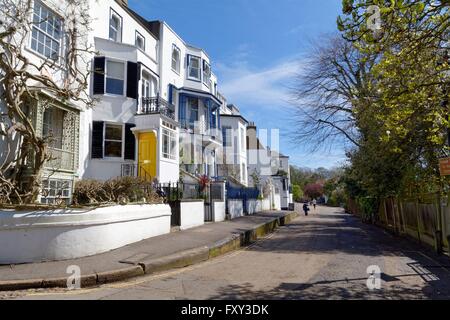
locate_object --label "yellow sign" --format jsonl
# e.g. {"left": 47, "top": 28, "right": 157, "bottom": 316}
{"left": 439, "top": 157, "right": 450, "bottom": 176}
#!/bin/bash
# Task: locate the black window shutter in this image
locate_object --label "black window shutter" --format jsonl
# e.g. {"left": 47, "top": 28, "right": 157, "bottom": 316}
{"left": 124, "top": 123, "right": 136, "bottom": 160}
{"left": 92, "top": 121, "right": 104, "bottom": 159}
{"left": 93, "top": 57, "right": 105, "bottom": 95}
{"left": 126, "top": 62, "right": 138, "bottom": 99}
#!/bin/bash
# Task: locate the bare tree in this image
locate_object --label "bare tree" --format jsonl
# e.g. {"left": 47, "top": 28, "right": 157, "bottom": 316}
{"left": 290, "top": 35, "right": 377, "bottom": 151}
{"left": 0, "top": 0, "right": 94, "bottom": 204}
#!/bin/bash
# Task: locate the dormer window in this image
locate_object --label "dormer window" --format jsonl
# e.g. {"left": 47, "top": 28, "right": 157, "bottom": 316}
{"left": 187, "top": 55, "right": 201, "bottom": 81}
{"left": 109, "top": 9, "right": 122, "bottom": 42}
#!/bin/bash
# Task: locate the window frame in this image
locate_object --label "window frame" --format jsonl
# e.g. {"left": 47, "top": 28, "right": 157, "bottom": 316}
{"left": 30, "top": 0, "right": 64, "bottom": 62}
{"left": 202, "top": 60, "right": 211, "bottom": 87}
{"left": 171, "top": 44, "right": 181, "bottom": 74}
{"left": 40, "top": 179, "right": 72, "bottom": 205}
{"left": 42, "top": 107, "right": 65, "bottom": 150}
{"left": 105, "top": 58, "right": 126, "bottom": 96}
{"left": 222, "top": 126, "right": 232, "bottom": 148}
{"left": 109, "top": 8, "right": 123, "bottom": 42}
{"left": 103, "top": 123, "right": 124, "bottom": 159}
{"left": 135, "top": 30, "right": 146, "bottom": 51}
{"left": 162, "top": 128, "right": 177, "bottom": 160}
{"left": 187, "top": 55, "right": 201, "bottom": 81}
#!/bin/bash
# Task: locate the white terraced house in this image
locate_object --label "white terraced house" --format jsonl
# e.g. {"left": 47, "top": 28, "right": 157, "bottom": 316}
{"left": 218, "top": 103, "right": 249, "bottom": 187}
{"left": 1, "top": 0, "right": 292, "bottom": 205}
{"left": 80, "top": 0, "right": 226, "bottom": 185}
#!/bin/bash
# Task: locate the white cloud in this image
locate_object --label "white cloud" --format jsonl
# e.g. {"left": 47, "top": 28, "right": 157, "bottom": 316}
{"left": 215, "top": 58, "right": 301, "bottom": 109}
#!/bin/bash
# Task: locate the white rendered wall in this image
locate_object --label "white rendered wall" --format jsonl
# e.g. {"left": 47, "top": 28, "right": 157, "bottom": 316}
{"left": 213, "top": 201, "right": 226, "bottom": 222}
{"left": 0, "top": 204, "right": 171, "bottom": 264}
{"left": 246, "top": 199, "right": 262, "bottom": 215}
{"left": 180, "top": 201, "right": 204, "bottom": 230}
{"left": 227, "top": 199, "right": 244, "bottom": 220}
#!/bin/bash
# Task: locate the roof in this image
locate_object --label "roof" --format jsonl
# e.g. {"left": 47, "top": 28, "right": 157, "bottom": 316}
{"left": 220, "top": 114, "right": 249, "bottom": 124}
{"left": 116, "top": 2, "right": 159, "bottom": 41}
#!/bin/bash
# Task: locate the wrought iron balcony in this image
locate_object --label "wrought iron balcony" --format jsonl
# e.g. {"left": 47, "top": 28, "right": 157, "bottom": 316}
{"left": 139, "top": 96, "right": 175, "bottom": 120}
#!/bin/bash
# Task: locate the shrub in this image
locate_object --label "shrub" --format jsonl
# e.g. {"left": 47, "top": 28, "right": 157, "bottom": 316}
{"left": 73, "top": 177, "right": 163, "bottom": 206}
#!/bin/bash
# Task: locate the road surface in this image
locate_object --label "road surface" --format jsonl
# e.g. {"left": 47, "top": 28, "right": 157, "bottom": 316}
{"left": 4, "top": 206, "right": 450, "bottom": 300}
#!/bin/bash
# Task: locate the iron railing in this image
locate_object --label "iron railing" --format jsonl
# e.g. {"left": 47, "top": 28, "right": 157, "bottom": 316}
{"left": 121, "top": 163, "right": 153, "bottom": 182}
{"left": 139, "top": 96, "right": 175, "bottom": 120}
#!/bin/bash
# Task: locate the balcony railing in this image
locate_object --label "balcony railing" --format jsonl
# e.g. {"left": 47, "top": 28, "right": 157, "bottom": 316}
{"left": 139, "top": 96, "right": 175, "bottom": 120}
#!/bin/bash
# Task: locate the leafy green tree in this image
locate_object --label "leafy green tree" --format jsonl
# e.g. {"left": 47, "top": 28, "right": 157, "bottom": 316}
{"left": 292, "top": 185, "right": 304, "bottom": 202}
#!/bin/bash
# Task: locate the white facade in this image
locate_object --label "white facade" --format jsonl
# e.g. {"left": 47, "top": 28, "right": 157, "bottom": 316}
{"left": 78, "top": 0, "right": 179, "bottom": 183}
{"left": 1, "top": 0, "right": 293, "bottom": 210}
{"left": 247, "top": 124, "right": 293, "bottom": 210}
{"left": 219, "top": 104, "right": 249, "bottom": 186}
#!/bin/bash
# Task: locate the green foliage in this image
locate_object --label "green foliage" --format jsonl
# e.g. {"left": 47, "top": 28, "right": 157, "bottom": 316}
{"left": 335, "top": 0, "right": 450, "bottom": 200}
{"left": 356, "top": 197, "right": 379, "bottom": 223}
{"left": 292, "top": 185, "right": 303, "bottom": 202}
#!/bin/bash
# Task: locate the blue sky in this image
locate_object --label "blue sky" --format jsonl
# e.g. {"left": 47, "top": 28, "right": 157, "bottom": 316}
{"left": 128, "top": 0, "right": 347, "bottom": 169}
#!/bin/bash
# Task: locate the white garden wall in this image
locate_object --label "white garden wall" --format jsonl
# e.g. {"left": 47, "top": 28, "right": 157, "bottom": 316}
{"left": 213, "top": 201, "right": 226, "bottom": 222}
{"left": 246, "top": 199, "right": 262, "bottom": 215}
{"left": 180, "top": 200, "right": 204, "bottom": 230}
{"left": 261, "top": 199, "right": 271, "bottom": 211}
{"left": 228, "top": 199, "right": 244, "bottom": 219}
{"left": 0, "top": 204, "right": 171, "bottom": 264}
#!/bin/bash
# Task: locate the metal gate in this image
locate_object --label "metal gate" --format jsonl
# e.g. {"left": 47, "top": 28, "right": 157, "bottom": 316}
{"left": 204, "top": 184, "right": 213, "bottom": 222}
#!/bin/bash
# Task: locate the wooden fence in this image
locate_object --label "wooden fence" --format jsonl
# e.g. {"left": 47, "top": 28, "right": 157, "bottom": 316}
{"left": 348, "top": 193, "right": 450, "bottom": 253}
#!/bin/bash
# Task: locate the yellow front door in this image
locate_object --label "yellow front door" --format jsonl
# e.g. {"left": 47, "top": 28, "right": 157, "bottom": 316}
{"left": 138, "top": 132, "right": 157, "bottom": 181}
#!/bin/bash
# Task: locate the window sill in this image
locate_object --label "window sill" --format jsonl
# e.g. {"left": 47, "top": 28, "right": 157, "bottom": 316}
{"left": 24, "top": 46, "right": 65, "bottom": 70}
{"left": 187, "top": 77, "right": 202, "bottom": 83}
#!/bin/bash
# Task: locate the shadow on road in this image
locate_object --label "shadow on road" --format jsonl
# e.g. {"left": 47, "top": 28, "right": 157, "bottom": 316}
{"left": 209, "top": 208, "right": 450, "bottom": 300}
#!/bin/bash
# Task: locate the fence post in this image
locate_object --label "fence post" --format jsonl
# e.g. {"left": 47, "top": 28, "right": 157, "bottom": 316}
{"left": 416, "top": 199, "right": 421, "bottom": 243}
{"left": 435, "top": 193, "right": 443, "bottom": 254}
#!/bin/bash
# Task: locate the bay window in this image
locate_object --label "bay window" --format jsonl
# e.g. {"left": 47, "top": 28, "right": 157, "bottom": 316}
{"left": 106, "top": 60, "right": 125, "bottom": 95}
{"left": 162, "top": 128, "right": 177, "bottom": 160}
{"left": 203, "top": 60, "right": 211, "bottom": 86}
{"left": 187, "top": 55, "right": 201, "bottom": 81}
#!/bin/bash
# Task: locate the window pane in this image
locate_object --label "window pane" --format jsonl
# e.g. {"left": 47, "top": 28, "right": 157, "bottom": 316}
{"left": 105, "top": 141, "right": 122, "bottom": 157}
{"left": 105, "top": 124, "right": 122, "bottom": 140}
{"left": 191, "top": 57, "right": 199, "bottom": 68}
{"left": 107, "top": 61, "right": 124, "bottom": 79}
{"left": 106, "top": 78, "right": 124, "bottom": 95}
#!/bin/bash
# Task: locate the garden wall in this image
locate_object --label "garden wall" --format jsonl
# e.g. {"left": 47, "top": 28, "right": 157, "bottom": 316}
{"left": 0, "top": 204, "right": 172, "bottom": 264}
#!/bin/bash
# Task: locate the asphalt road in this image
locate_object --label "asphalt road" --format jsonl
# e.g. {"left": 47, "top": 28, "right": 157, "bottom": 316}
{"left": 4, "top": 206, "right": 450, "bottom": 300}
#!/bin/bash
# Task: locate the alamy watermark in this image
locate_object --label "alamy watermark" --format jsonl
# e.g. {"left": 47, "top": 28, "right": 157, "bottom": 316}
{"left": 366, "top": 265, "right": 382, "bottom": 290}
{"left": 66, "top": 265, "right": 81, "bottom": 290}
{"left": 366, "top": 5, "right": 382, "bottom": 32}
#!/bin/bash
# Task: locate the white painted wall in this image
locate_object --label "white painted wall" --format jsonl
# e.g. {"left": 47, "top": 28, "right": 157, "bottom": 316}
{"left": 246, "top": 199, "right": 262, "bottom": 215}
{"left": 213, "top": 201, "right": 226, "bottom": 222}
{"left": 261, "top": 199, "right": 271, "bottom": 211}
{"left": 0, "top": 204, "right": 171, "bottom": 264}
{"left": 180, "top": 200, "right": 204, "bottom": 230}
{"left": 227, "top": 199, "right": 244, "bottom": 219}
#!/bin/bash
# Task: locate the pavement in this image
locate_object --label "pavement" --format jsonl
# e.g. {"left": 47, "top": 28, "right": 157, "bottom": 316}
{"left": 5, "top": 206, "right": 450, "bottom": 300}
{"left": 0, "top": 210, "right": 297, "bottom": 292}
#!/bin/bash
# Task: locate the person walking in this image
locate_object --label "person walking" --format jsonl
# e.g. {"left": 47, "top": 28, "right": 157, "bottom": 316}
{"left": 313, "top": 199, "right": 317, "bottom": 210}
{"left": 303, "top": 202, "right": 310, "bottom": 216}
